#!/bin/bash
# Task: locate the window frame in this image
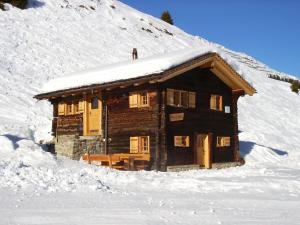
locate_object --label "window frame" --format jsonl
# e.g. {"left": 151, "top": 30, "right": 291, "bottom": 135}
{"left": 139, "top": 92, "right": 149, "bottom": 107}
{"left": 58, "top": 100, "right": 84, "bottom": 116}
{"left": 91, "top": 97, "right": 99, "bottom": 109}
{"left": 129, "top": 92, "right": 150, "bottom": 108}
{"left": 210, "top": 95, "right": 223, "bottom": 111}
{"left": 130, "top": 136, "right": 150, "bottom": 154}
{"left": 167, "top": 88, "right": 196, "bottom": 108}
{"left": 174, "top": 135, "right": 190, "bottom": 148}
{"left": 216, "top": 136, "right": 231, "bottom": 148}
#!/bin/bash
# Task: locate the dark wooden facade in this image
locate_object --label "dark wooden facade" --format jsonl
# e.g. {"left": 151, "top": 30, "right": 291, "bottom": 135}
{"left": 35, "top": 52, "right": 255, "bottom": 171}
{"left": 101, "top": 67, "right": 244, "bottom": 170}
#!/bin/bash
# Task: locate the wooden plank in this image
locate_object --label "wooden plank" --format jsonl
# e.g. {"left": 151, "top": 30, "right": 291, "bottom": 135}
{"left": 169, "top": 113, "right": 184, "bottom": 122}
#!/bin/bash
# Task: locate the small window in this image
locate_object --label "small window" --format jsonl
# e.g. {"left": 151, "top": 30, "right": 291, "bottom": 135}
{"left": 180, "top": 91, "right": 189, "bottom": 108}
{"left": 167, "top": 89, "right": 196, "bottom": 108}
{"left": 140, "top": 136, "right": 149, "bottom": 153}
{"left": 210, "top": 95, "right": 223, "bottom": 111}
{"left": 129, "top": 92, "right": 149, "bottom": 108}
{"left": 130, "top": 136, "right": 150, "bottom": 153}
{"left": 66, "top": 103, "right": 73, "bottom": 115}
{"left": 174, "top": 136, "right": 190, "bottom": 147}
{"left": 174, "top": 90, "right": 181, "bottom": 106}
{"left": 139, "top": 92, "right": 149, "bottom": 107}
{"left": 217, "top": 136, "right": 231, "bottom": 147}
{"left": 91, "top": 97, "right": 98, "bottom": 109}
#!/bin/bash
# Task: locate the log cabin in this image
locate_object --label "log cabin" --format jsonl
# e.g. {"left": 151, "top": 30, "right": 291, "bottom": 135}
{"left": 35, "top": 50, "right": 256, "bottom": 171}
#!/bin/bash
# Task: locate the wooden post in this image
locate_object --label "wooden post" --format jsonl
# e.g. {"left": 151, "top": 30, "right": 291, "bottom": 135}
{"left": 104, "top": 105, "right": 108, "bottom": 155}
{"left": 232, "top": 90, "right": 244, "bottom": 162}
{"left": 160, "top": 90, "right": 167, "bottom": 172}
{"left": 154, "top": 88, "right": 161, "bottom": 171}
{"left": 204, "top": 133, "right": 213, "bottom": 169}
{"left": 87, "top": 152, "right": 91, "bottom": 164}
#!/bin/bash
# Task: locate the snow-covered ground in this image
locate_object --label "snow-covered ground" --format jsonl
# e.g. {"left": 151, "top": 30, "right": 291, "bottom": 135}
{"left": 0, "top": 0, "right": 300, "bottom": 224}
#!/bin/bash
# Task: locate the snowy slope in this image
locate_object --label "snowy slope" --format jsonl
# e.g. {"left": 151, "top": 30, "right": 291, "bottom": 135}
{"left": 0, "top": 1, "right": 300, "bottom": 224}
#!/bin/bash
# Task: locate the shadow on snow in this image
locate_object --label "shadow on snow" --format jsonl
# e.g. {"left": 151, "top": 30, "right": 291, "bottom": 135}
{"left": 240, "top": 141, "right": 288, "bottom": 158}
{"left": 27, "top": 0, "right": 45, "bottom": 9}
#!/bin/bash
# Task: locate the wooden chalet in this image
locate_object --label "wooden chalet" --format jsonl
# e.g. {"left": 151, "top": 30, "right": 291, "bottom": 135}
{"left": 35, "top": 50, "right": 256, "bottom": 171}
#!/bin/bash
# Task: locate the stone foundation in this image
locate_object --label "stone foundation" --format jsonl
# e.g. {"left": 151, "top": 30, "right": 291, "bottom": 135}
{"left": 55, "top": 135, "right": 103, "bottom": 160}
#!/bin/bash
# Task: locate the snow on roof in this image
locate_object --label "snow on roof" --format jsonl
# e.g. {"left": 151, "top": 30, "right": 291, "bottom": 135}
{"left": 41, "top": 47, "right": 217, "bottom": 94}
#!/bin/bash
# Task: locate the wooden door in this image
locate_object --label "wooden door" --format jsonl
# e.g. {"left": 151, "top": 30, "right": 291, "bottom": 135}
{"left": 195, "top": 134, "right": 211, "bottom": 169}
{"left": 87, "top": 97, "right": 102, "bottom": 136}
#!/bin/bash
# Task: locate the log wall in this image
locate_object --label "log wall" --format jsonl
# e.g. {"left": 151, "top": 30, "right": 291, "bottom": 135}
{"left": 161, "top": 68, "right": 235, "bottom": 165}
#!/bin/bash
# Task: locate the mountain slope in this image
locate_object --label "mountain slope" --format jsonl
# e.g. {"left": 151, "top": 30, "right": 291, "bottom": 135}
{"left": 0, "top": 0, "right": 299, "bottom": 167}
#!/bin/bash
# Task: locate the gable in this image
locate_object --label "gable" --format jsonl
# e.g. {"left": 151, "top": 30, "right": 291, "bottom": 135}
{"left": 156, "top": 53, "right": 256, "bottom": 96}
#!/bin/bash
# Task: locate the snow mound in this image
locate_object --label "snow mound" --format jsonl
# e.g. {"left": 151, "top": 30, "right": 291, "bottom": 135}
{"left": 0, "top": 136, "right": 110, "bottom": 192}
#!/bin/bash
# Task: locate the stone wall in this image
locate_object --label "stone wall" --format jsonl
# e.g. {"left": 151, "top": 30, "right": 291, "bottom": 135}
{"left": 55, "top": 135, "right": 103, "bottom": 160}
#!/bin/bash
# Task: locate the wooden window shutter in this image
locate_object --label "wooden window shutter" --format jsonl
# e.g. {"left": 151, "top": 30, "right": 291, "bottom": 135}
{"left": 174, "top": 136, "right": 181, "bottom": 147}
{"left": 189, "top": 92, "right": 196, "bottom": 108}
{"left": 129, "top": 93, "right": 138, "bottom": 108}
{"left": 185, "top": 136, "right": 190, "bottom": 147}
{"left": 218, "top": 96, "right": 223, "bottom": 111}
{"left": 210, "top": 95, "right": 216, "bottom": 110}
{"left": 58, "top": 103, "right": 65, "bottom": 115}
{"left": 130, "top": 137, "right": 139, "bottom": 153}
{"left": 167, "top": 89, "right": 174, "bottom": 106}
{"left": 223, "top": 137, "right": 230, "bottom": 146}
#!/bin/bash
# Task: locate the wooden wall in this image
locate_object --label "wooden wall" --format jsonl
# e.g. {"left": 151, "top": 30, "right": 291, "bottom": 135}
{"left": 104, "top": 85, "right": 159, "bottom": 169}
{"left": 161, "top": 68, "right": 235, "bottom": 165}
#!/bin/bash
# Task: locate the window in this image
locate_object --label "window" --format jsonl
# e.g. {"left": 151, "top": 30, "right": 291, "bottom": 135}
{"left": 139, "top": 92, "right": 149, "bottom": 107}
{"left": 129, "top": 92, "right": 149, "bottom": 108}
{"left": 174, "top": 90, "right": 180, "bottom": 106}
{"left": 130, "top": 136, "right": 150, "bottom": 153}
{"left": 210, "top": 95, "right": 223, "bottom": 111}
{"left": 216, "top": 136, "right": 231, "bottom": 147}
{"left": 180, "top": 91, "right": 189, "bottom": 108}
{"left": 58, "top": 100, "right": 84, "bottom": 116}
{"left": 91, "top": 97, "right": 98, "bottom": 109}
{"left": 174, "top": 136, "right": 190, "bottom": 147}
{"left": 140, "top": 136, "right": 149, "bottom": 153}
{"left": 167, "top": 89, "right": 196, "bottom": 108}
{"left": 66, "top": 103, "right": 73, "bottom": 115}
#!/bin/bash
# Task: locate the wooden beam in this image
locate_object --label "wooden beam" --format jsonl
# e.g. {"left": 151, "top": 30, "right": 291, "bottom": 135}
{"left": 120, "top": 84, "right": 131, "bottom": 89}
{"left": 157, "top": 57, "right": 213, "bottom": 82}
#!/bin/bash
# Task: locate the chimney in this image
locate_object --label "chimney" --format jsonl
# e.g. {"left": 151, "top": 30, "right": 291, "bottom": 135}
{"left": 132, "top": 48, "right": 138, "bottom": 60}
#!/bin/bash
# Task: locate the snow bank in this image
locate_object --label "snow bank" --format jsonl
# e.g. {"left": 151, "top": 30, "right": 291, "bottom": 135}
{"left": 0, "top": 138, "right": 110, "bottom": 192}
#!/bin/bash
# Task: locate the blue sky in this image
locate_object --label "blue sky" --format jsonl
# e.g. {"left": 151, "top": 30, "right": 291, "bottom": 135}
{"left": 121, "top": 0, "right": 300, "bottom": 78}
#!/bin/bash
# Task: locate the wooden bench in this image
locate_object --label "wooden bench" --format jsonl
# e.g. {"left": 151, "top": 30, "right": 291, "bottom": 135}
{"left": 82, "top": 153, "right": 150, "bottom": 171}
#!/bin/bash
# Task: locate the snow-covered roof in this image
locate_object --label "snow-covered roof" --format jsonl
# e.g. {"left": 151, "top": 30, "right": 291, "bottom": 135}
{"left": 38, "top": 47, "right": 256, "bottom": 97}
{"left": 41, "top": 48, "right": 216, "bottom": 94}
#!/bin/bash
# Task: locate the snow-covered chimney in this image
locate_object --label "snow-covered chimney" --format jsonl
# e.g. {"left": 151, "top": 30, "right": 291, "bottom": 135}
{"left": 132, "top": 48, "right": 138, "bottom": 60}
